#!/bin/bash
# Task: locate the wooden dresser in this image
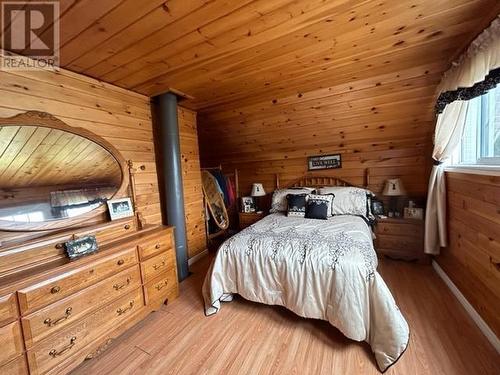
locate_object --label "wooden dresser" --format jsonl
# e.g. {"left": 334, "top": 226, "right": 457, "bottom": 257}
{"left": 0, "top": 220, "right": 178, "bottom": 375}
{"left": 374, "top": 217, "right": 428, "bottom": 263}
{"left": 238, "top": 212, "right": 265, "bottom": 230}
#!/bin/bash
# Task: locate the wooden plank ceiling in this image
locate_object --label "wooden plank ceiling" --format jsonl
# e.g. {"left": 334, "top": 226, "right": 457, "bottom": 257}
{"left": 0, "top": 126, "right": 121, "bottom": 189}
{"left": 1, "top": 0, "right": 498, "bottom": 193}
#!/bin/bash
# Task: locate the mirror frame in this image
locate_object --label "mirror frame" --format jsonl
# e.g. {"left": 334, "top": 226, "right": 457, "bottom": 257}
{"left": 0, "top": 111, "right": 130, "bottom": 232}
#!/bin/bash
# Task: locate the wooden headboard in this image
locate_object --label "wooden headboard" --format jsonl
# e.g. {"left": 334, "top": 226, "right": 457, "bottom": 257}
{"left": 276, "top": 169, "right": 369, "bottom": 189}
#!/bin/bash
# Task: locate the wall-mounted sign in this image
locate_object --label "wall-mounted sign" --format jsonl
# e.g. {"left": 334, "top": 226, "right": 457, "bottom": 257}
{"left": 307, "top": 154, "right": 342, "bottom": 170}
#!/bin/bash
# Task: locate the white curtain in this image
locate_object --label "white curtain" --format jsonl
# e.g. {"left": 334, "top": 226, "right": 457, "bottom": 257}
{"left": 424, "top": 16, "right": 500, "bottom": 255}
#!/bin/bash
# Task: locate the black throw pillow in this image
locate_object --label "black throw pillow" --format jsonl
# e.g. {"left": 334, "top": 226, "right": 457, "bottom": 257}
{"left": 286, "top": 193, "right": 308, "bottom": 217}
{"left": 305, "top": 198, "right": 329, "bottom": 220}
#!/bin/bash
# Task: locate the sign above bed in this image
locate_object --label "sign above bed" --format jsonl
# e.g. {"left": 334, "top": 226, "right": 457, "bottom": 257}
{"left": 307, "top": 154, "right": 341, "bottom": 170}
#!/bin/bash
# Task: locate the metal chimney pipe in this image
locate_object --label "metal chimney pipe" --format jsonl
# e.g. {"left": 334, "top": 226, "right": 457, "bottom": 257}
{"left": 156, "top": 92, "right": 189, "bottom": 281}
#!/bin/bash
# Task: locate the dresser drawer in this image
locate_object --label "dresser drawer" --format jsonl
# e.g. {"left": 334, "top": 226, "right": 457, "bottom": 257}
{"left": 27, "top": 287, "right": 144, "bottom": 375}
{"left": 137, "top": 232, "right": 173, "bottom": 260}
{"left": 144, "top": 268, "right": 178, "bottom": 306}
{"left": 376, "top": 234, "right": 423, "bottom": 253}
{"left": 376, "top": 222, "right": 423, "bottom": 237}
{"left": 0, "top": 293, "right": 18, "bottom": 326}
{"left": 22, "top": 265, "right": 142, "bottom": 348}
{"left": 0, "top": 355, "right": 28, "bottom": 375}
{"left": 18, "top": 247, "right": 138, "bottom": 315}
{"left": 140, "top": 249, "right": 175, "bottom": 283}
{"left": 0, "top": 321, "right": 24, "bottom": 366}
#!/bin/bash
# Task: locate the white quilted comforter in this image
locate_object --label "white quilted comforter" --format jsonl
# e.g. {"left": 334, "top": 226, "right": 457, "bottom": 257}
{"left": 203, "top": 213, "right": 409, "bottom": 372}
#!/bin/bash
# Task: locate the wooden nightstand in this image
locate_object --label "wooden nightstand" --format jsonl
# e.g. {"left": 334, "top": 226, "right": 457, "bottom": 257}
{"left": 238, "top": 211, "right": 264, "bottom": 230}
{"left": 374, "top": 217, "right": 428, "bottom": 263}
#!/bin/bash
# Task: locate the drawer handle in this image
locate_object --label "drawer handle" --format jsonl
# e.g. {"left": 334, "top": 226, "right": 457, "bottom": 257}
{"left": 155, "top": 244, "right": 161, "bottom": 249}
{"left": 116, "top": 300, "right": 134, "bottom": 315}
{"left": 153, "top": 260, "right": 166, "bottom": 270}
{"left": 49, "top": 336, "right": 76, "bottom": 358}
{"left": 113, "top": 277, "right": 131, "bottom": 290}
{"left": 44, "top": 307, "right": 72, "bottom": 327}
{"left": 117, "top": 259, "right": 125, "bottom": 266}
{"left": 55, "top": 243, "right": 64, "bottom": 249}
{"left": 50, "top": 286, "right": 61, "bottom": 294}
{"left": 155, "top": 280, "right": 168, "bottom": 291}
{"left": 124, "top": 224, "right": 131, "bottom": 230}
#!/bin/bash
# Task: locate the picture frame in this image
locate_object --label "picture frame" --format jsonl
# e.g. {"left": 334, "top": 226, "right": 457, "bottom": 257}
{"left": 65, "top": 235, "right": 99, "bottom": 260}
{"left": 241, "top": 196, "right": 255, "bottom": 213}
{"left": 371, "top": 199, "right": 385, "bottom": 216}
{"left": 308, "top": 154, "right": 342, "bottom": 170}
{"left": 107, "top": 197, "right": 134, "bottom": 220}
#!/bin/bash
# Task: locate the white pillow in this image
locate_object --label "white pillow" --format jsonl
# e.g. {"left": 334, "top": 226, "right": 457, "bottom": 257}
{"left": 317, "top": 186, "right": 374, "bottom": 218}
{"left": 270, "top": 187, "right": 314, "bottom": 213}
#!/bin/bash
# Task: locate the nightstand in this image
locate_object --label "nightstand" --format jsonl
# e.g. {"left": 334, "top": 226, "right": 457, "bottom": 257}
{"left": 374, "top": 217, "right": 428, "bottom": 263}
{"left": 238, "top": 211, "right": 264, "bottom": 230}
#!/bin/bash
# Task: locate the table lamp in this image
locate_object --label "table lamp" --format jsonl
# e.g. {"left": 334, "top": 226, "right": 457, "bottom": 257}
{"left": 251, "top": 183, "right": 266, "bottom": 212}
{"left": 382, "top": 178, "right": 406, "bottom": 217}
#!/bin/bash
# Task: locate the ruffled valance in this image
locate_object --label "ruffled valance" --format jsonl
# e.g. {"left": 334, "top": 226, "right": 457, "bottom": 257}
{"left": 435, "top": 68, "right": 500, "bottom": 114}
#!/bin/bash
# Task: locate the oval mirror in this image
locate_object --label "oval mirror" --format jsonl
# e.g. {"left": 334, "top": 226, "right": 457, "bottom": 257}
{"left": 0, "top": 111, "right": 127, "bottom": 231}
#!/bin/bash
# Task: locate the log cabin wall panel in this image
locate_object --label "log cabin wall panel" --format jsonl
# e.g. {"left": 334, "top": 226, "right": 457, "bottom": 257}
{"left": 177, "top": 107, "right": 206, "bottom": 258}
{"left": 0, "top": 57, "right": 162, "bottom": 233}
{"left": 437, "top": 172, "right": 500, "bottom": 337}
{"left": 197, "top": 62, "right": 439, "bottom": 196}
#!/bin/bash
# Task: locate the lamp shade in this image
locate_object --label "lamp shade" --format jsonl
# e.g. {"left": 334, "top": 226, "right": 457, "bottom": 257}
{"left": 382, "top": 178, "right": 406, "bottom": 196}
{"left": 251, "top": 183, "right": 266, "bottom": 197}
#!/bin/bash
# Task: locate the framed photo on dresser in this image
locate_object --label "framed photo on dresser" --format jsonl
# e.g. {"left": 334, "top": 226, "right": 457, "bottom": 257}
{"left": 107, "top": 197, "right": 134, "bottom": 220}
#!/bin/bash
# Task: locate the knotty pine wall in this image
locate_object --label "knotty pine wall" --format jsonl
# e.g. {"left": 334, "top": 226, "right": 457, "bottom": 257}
{"left": 178, "top": 107, "right": 206, "bottom": 258}
{"left": 198, "top": 63, "right": 438, "bottom": 197}
{"left": 438, "top": 172, "right": 500, "bottom": 337}
{"left": 0, "top": 59, "right": 162, "bottom": 239}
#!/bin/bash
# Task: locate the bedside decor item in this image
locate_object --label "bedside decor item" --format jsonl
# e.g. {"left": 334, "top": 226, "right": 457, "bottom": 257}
{"left": 382, "top": 178, "right": 406, "bottom": 217}
{"left": 241, "top": 196, "right": 255, "bottom": 213}
{"left": 251, "top": 182, "right": 266, "bottom": 212}
{"left": 371, "top": 198, "right": 385, "bottom": 216}
{"left": 65, "top": 235, "right": 99, "bottom": 259}
{"left": 308, "top": 154, "right": 341, "bottom": 170}
{"left": 286, "top": 193, "right": 308, "bottom": 217}
{"left": 404, "top": 207, "right": 424, "bottom": 220}
{"left": 107, "top": 197, "right": 134, "bottom": 220}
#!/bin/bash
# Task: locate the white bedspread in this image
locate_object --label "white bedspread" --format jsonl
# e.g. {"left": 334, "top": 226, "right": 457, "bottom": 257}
{"left": 203, "top": 213, "right": 409, "bottom": 372}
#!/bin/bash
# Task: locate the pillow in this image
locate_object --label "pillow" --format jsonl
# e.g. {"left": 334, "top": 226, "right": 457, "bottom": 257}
{"left": 270, "top": 188, "right": 315, "bottom": 213}
{"left": 305, "top": 198, "right": 329, "bottom": 220}
{"left": 307, "top": 193, "right": 334, "bottom": 216}
{"left": 286, "top": 194, "right": 308, "bottom": 217}
{"left": 317, "top": 186, "right": 374, "bottom": 218}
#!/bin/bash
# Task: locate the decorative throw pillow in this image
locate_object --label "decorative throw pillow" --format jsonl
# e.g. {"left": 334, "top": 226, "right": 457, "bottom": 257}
{"left": 307, "top": 193, "right": 334, "bottom": 216}
{"left": 305, "top": 198, "right": 329, "bottom": 220}
{"left": 286, "top": 194, "right": 308, "bottom": 217}
{"left": 270, "top": 188, "right": 315, "bottom": 213}
{"left": 317, "top": 187, "right": 374, "bottom": 219}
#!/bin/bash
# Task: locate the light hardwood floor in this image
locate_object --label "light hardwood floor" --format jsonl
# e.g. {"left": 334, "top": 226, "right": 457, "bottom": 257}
{"left": 72, "top": 255, "right": 499, "bottom": 375}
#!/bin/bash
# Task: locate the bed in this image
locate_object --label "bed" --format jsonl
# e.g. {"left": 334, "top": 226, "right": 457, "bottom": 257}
{"left": 202, "top": 176, "right": 409, "bottom": 372}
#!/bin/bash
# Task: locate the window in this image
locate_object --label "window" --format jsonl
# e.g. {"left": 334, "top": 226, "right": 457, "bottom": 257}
{"left": 450, "top": 85, "right": 500, "bottom": 166}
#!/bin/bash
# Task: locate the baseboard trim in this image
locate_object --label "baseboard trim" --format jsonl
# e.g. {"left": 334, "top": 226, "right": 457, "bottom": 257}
{"left": 432, "top": 260, "right": 500, "bottom": 353}
{"left": 188, "top": 249, "right": 209, "bottom": 266}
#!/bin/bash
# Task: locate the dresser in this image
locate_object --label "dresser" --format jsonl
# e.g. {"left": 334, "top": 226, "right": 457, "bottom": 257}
{"left": 238, "top": 212, "right": 265, "bottom": 230}
{"left": 0, "top": 221, "right": 179, "bottom": 375}
{"left": 374, "top": 217, "right": 428, "bottom": 263}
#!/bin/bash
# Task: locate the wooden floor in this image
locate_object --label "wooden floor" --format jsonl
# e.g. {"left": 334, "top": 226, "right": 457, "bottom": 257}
{"left": 72, "top": 255, "right": 499, "bottom": 375}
